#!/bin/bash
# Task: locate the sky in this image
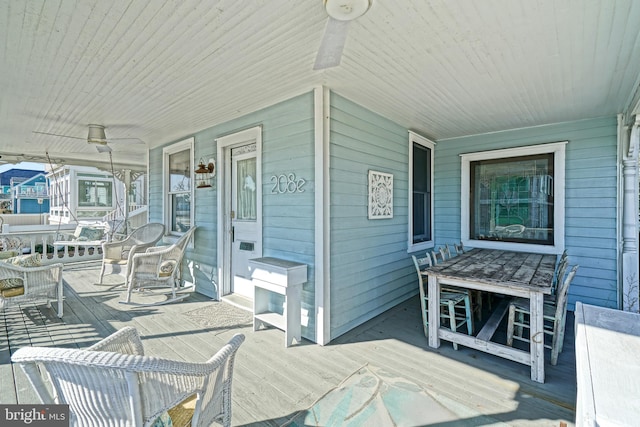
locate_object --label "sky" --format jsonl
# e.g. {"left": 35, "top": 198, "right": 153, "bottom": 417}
{"left": 0, "top": 162, "right": 45, "bottom": 173}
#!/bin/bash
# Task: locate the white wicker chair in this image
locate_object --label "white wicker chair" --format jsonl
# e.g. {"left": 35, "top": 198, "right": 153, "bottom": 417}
{"left": 0, "top": 260, "right": 64, "bottom": 317}
{"left": 98, "top": 222, "right": 165, "bottom": 285}
{"left": 11, "top": 326, "right": 245, "bottom": 427}
{"left": 122, "top": 226, "right": 197, "bottom": 305}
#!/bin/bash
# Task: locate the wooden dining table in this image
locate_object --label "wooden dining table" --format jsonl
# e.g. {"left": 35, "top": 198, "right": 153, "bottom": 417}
{"left": 424, "top": 248, "right": 557, "bottom": 383}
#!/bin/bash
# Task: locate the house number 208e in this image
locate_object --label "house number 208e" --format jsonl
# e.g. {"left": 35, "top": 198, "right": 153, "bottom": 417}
{"left": 270, "top": 173, "right": 306, "bottom": 193}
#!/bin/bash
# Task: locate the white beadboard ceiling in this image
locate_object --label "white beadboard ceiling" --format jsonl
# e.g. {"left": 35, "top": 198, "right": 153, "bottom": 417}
{"left": 1, "top": 0, "right": 640, "bottom": 171}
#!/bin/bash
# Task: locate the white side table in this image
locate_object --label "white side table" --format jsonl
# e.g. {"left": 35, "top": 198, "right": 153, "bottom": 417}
{"left": 249, "top": 257, "right": 307, "bottom": 347}
{"left": 575, "top": 302, "right": 640, "bottom": 426}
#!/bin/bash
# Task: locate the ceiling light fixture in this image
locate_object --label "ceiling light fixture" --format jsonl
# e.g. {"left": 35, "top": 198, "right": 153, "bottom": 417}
{"left": 87, "top": 124, "right": 107, "bottom": 144}
{"left": 324, "top": 0, "right": 371, "bottom": 21}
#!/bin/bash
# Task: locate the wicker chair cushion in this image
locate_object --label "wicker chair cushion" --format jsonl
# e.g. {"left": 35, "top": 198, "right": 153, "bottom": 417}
{"left": 7, "top": 253, "right": 42, "bottom": 267}
{"left": 0, "top": 254, "right": 41, "bottom": 290}
{"left": 151, "top": 411, "right": 174, "bottom": 427}
{"left": 77, "top": 227, "right": 104, "bottom": 241}
{"left": 150, "top": 392, "right": 197, "bottom": 427}
{"left": 1, "top": 285, "right": 24, "bottom": 297}
{"left": 0, "top": 250, "right": 19, "bottom": 260}
{"left": 159, "top": 260, "right": 177, "bottom": 277}
{"left": 167, "top": 394, "right": 197, "bottom": 427}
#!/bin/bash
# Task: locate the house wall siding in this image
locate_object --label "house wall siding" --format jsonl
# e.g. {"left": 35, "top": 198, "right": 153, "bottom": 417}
{"left": 149, "top": 92, "right": 317, "bottom": 337}
{"left": 434, "top": 116, "right": 619, "bottom": 310}
{"left": 149, "top": 91, "right": 619, "bottom": 343}
{"left": 329, "top": 93, "right": 414, "bottom": 339}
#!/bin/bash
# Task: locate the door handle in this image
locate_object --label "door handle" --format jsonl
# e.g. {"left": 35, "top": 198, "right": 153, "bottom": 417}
{"left": 231, "top": 226, "right": 234, "bottom": 242}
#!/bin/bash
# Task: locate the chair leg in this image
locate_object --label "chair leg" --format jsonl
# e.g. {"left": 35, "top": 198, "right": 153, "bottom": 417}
{"left": 420, "top": 297, "right": 429, "bottom": 338}
{"left": 515, "top": 311, "right": 525, "bottom": 339}
{"left": 464, "top": 294, "right": 473, "bottom": 335}
{"left": 550, "top": 318, "right": 560, "bottom": 365}
{"left": 56, "top": 298, "right": 63, "bottom": 318}
{"left": 447, "top": 300, "right": 459, "bottom": 350}
{"left": 506, "top": 304, "right": 515, "bottom": 347}
{"left": 557, "top": 311, "right": 567, "bottom": 355}
{"left": 473, "top": 290, "right": 483, "bottom": 322}
{"left": 550, "top": 314, "right": 568, "bottom": 365}
{"left": 98, "top": 262, "right": 106, "bottom": 284}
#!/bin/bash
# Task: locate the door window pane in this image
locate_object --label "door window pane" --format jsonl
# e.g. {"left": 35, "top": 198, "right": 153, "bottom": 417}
{"left": 236, "top": 158, "right": 257, "bottom": 220}
{"left": 470, "top": 154, "right": 554, "bottom": 245}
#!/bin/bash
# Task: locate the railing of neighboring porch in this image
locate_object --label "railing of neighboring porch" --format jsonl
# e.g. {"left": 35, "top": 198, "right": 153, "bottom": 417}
{"left": 0, "top": 205, "right": 150, "bottom": 265}
{"left": 0, "top": 223, "right": 104, "bottom": 265}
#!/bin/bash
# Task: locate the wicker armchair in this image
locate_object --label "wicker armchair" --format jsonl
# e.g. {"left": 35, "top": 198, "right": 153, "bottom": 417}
{"left": 0, "top": 257, "right": 64, "bottom": 317}
{"left": 98, "top": 222, "right": 165, "bottom": 285}
{"left": 11, "top": 326, "right": 245, "bottom": 427}
{"left": 122, "top": 226, "right": 197, "bottom": 305}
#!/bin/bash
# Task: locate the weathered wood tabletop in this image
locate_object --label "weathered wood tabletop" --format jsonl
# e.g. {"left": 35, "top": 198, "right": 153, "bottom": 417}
{"left": 425, "top": 248, "right": 558, "bottom": 383}
{"left": 426, "top": 248, "right": 556, "bottom": 292}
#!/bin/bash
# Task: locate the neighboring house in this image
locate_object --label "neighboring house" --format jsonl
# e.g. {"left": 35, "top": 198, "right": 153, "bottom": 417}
{"left": 0, "top": 168, "right": 46, "bottom": 214}
{"left": 46, "top": 165, "right": 146, "bottom": 226}
{"left": 11, "top": 173, "right": 50, "bottom": 214}
{"left": 149, "top": 89, "right": 639, "bottom": 345}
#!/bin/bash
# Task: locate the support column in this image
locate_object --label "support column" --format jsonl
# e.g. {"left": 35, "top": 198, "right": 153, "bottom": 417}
{"left": 622, "top": 115, "right": 640, "bottom": 312}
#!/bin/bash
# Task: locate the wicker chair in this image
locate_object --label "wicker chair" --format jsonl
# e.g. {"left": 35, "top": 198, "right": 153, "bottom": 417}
{"left": 122, "top": 226, "right": 197, "bottom": 305}
{"left": 0, "top": 257, "right": 64, "bottom": 317}
{"left": 98, "top": 222, "right": 165, "bottom": 285}
{"left": 12, "top": 326, "right": 245, "bottom": 427}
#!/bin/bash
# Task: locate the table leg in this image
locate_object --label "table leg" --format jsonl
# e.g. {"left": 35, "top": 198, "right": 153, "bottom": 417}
{"left": 529, "top": 291, "right": 545, "bottom": 383}
{"left": 428, "top": 275, "right": 441, "bottom": 348}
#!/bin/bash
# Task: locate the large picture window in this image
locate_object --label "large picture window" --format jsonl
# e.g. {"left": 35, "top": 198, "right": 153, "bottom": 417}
{"left": 408, "top": 132, "right": 435, "bottom": 252}
{"left": 470, "top": 154, "right": 554, "bottom": 244}
{"left": 163, "top": 138, "right": 194, "bottom": 235}
{"left": 461, "top": 142, "right": 566, "bottom": 253}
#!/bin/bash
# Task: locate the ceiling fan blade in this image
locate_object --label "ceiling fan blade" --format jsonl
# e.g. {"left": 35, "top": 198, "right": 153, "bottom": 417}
{"left": 32, "top": 131, "right": 85, "bottom": 140}
{"left": 96, "top": 144, "right": 112, "bottom": 153}
{"left": 314, "top": 18, "right": 350, "bottom": 70}
{"left": 107, "top": 137, "right": 145, "bottom": 144}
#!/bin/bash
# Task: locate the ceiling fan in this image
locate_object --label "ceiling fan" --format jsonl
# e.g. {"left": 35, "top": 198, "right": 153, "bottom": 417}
{"left": 33, "top": 124, "right": 144, "bottom": 153}
{"left": 314, "top": 0, "right": 372, "bottom": 70}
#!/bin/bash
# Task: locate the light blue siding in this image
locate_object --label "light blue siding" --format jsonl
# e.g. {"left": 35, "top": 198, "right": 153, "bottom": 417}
{"left": 148, "top": 89, "right": 620, "bottom": 344}
{"left": 329, "top": 94, "right": 414, "bottom": 339}
{"left": 434, "top": 116, "right": 619, "bottom": 310}
{"left": 149, "top": 92, "right": 317, "bottom": 337}
{"left": 148, "top": 149, "right": 163, "bottom": 224}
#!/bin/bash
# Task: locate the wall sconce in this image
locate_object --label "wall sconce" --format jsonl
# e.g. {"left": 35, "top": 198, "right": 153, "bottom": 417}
{"left": 195, "top": 157, "right": 215, "bottom": 188}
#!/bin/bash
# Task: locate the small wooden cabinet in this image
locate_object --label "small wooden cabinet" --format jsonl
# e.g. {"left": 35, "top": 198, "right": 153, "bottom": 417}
{"left": 249, "top": 257, "right": 307, "bottom": 347}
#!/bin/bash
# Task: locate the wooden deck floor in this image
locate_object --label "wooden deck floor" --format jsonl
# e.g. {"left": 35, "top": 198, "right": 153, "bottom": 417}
{"left": 1, "top": 262, "right": 577, "bottom": 426}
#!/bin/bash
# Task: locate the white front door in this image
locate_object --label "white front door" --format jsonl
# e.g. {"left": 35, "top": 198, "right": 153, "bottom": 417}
{"left": 230, "top": 147, "right": 259, "bottom": 298}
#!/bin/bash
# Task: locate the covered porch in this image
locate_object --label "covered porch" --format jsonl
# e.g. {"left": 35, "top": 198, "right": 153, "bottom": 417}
{"left": 1, "top": 261, "right": 576, "bottom": 426}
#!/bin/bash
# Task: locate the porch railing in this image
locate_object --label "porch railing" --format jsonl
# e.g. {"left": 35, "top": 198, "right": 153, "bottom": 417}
{"left": 1, "top": 224, "right": 105, "bottom": 265}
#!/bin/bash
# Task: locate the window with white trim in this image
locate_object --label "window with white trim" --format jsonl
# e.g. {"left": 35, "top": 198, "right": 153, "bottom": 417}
{"left": 461, "top": 142, "right": 566, "bottom": 253}
{"left": 408, "top": 132, "right": 435, "bottom": 252}
{"left": 163, "top": 138, "right": 194, "bottom": 235}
